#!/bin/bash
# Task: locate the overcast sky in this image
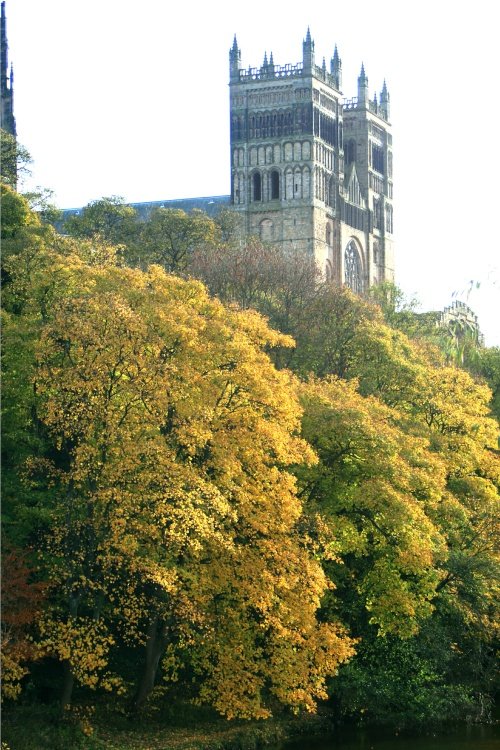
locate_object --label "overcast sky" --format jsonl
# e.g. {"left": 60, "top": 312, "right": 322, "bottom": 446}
{"left": 6, "top": 0, "right": 499, "bottom": 346}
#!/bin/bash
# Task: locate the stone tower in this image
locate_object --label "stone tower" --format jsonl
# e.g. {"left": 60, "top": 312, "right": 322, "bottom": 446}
{"left": 229, "top": 31, "right": 394, "bottom": 290}
{"left": 1, "top": 0, "right": 16, "bottom": 137}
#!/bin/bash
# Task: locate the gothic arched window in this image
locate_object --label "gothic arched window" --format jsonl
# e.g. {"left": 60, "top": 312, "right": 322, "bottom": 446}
{"left": 344, "top": 240, "right": 363, "bottom": 293}
{"left": 270, "top": 170, "right": 280, "bottom": 200}
{"left": 252, "top": 172, "right": 262, "bottom": 202}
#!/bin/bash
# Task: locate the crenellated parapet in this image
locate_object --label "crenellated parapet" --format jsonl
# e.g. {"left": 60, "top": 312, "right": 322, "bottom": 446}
{"left": 230, "top": 30, "right": 344, "bottom": 93}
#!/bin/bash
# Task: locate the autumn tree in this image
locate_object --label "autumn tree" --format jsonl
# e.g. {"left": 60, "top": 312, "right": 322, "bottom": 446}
{"left": 190, "top": 235, "right": 319, "bottom": 332}
{"left": 1, "top": 544, "right": 46, "bottom": 701}
{"left": 285, "top": 286, "right": 499, "bottom": 725}
{"left": 2, "top": 210, "right": 355, "bottom": 716}
{"left": 297, "top": 376, "right": 447, "bottom": 638}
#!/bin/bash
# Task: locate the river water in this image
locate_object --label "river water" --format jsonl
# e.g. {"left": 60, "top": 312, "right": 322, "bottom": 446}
{"left": 276, "top": 723, "right": 500, "bottom": 750}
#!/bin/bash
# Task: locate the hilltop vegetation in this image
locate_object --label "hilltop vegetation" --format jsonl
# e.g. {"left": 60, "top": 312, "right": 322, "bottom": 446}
{"left": 2, "top": 185, "right": 499, "bottom": 747}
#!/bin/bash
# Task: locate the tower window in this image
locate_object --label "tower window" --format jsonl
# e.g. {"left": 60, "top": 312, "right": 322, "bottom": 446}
{"left": 385, "top": 204, "right": 393, "bottom": 233}
{"left": 370, "top": 143, "right": 385, "bottom": 174}
{"left": 253, "top": 172, "right": 262, "bottom": 201}
{"left": 270, "top": 170, "right": 280, "bottom": 200}
{"left": 344, "top": 240, "right": 364, "bottom": 293}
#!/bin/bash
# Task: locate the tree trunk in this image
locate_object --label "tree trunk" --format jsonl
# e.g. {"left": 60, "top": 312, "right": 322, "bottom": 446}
{"left": 132, "top": 614, "right": 168, "bottom": 711}
{"left": 60, "top": 660, "right": 74, "bottom": 714}
{"left": 60, "top": 591, "right": 80, "bottom": 713}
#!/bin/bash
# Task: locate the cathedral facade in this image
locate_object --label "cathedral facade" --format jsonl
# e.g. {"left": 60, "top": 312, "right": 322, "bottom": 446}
{"left": 2, "top": 5, "right": 395, "bottom": 291}
{"left": 229, "top": 31, "right": 394, "bottom": 290}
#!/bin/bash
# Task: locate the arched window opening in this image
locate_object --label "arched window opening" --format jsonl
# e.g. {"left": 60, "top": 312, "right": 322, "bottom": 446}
{"left": 344, "top": 240, "right": 363, "bottom": 294}
{"left": 270, "top": 170, "right": 280, "bottom": 200}
{"left": 253, "top": 172, "right": 262, "bottom": 202}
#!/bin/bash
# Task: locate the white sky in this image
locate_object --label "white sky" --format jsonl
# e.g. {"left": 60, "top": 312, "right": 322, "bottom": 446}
{"left": 6, "top": 0, "right": 499, "bottom": 346}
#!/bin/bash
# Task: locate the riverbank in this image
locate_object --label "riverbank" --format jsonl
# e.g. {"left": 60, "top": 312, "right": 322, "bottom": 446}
{"left": 1, "top": 702, "right": 335, "bottom": 750}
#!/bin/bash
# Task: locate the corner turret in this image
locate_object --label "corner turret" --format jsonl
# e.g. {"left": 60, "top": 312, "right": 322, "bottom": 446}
{"left": 302, "top": 27, "right": 315, "bottom": 73}
{"left": 357, "top": 63, "right": 369, "bottom": 108}
{"left": 0, "top": 0, "right": 16, "bottom": 136}
{"left": 229, "top": 35, "right": 241, "bottom": 83}
{"left": 330, "top": 45, "right": 342, "bottom": 90}
{"left": 380, "top": 79, "right": 390, "bottom": 120}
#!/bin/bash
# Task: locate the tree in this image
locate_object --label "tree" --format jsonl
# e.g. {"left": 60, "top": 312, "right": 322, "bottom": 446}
{"left": 139, "top": 207, "right": 217, "bottom": 273}
{"left": 63, "top": 196, "right": 140, "bottom": 256}
{"left": 297, "top": 376, "right": 446, "bottom": 639}
{"left": 190, "top": 236, "right": 319, "bottom": 336}
{"left": 2, "top": 213, "right": 355, "bottom": 716}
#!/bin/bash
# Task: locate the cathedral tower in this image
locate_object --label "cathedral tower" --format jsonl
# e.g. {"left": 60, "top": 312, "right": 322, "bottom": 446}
{"left": 1, "top": 0, "right": 16, "bottom": 137}
{"left": 229, "top": 32, "right": 394, "bottom": 290}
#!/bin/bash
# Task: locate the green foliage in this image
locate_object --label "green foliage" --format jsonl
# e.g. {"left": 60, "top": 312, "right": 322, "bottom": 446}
{"left": 139, "top": 207, "right": 217, "bottom": 272}
{"left": 63, "top": 196, "right": 140, "bottom": 258}
{"left": 0, "top": 128, "right": 32, "bottom": 188}
{"left": 332, "top": 635, "right": 479, "bottom": 728}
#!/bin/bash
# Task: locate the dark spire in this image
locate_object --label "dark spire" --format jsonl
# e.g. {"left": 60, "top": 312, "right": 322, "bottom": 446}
{"left": 330, "top": 44, "right": 342, "bottom": 89}
{"left": 1, "top": 0, "right": 16, "bottom": 136}
{"left": 268, "top": 51, "right": 275, "bottom": 75}
{"left": 263, "top": 51, "right": 268, "bottom": 66}
{"left": 229, "top": 33, "right": 242, "bottom": 83}
{"left": 380, "top": 79, "right": 390, "bottom": 119}
{"left": 357, "top": 62, "right": 369, "bottom": 107}
{"left": 1, "top": 1, "right": 8, "bottom": 88}
{"left": 303, "top": 26, "right": 315, "bottom": 73}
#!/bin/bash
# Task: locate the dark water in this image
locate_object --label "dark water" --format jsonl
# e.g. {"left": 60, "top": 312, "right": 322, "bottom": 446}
{"left": 276, "top": 723, "right": 500, "bottom": 750}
